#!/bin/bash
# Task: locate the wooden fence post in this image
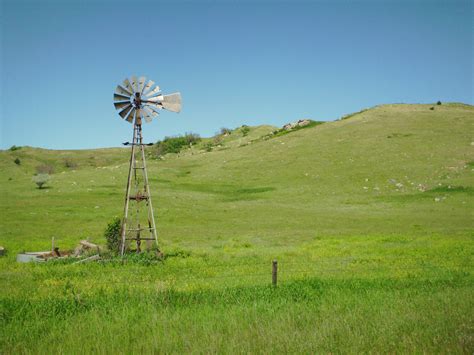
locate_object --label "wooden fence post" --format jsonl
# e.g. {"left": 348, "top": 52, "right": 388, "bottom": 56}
{"left": 272, "top": 260, "right": 278, "bottom": 287}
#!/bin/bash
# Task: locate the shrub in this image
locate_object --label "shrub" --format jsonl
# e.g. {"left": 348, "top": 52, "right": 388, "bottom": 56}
{"left": 14, "top": 158, "right": 21, "bottom": 165}
{"left": 155, "top": 133, "right": 201, "bottom": 156}
{"left": 220, "top": 127, "right": 232, "bottom": 136}
{"left": 36, "top": 164, "right": 54, "bottom": 174}
{"left": 64, "top": 158, "right": 77, "bottom": 169}
{"left": 241, "top": 125, "right": 250, "bottom": 137}
{"left": 104, "top": 217, "right": 121, "bottom": 254}
{"left": 32, "top": 174, "right": 50, "bottom": 189}
{"left": 9, "top": 145, "right": 21, "bottom": 151}
{"left": 204, "top": 141, "right": 214, "bottom": 152}
{"left": 184, "top": 132, "right": 201, "bottom": 145}
{"left": 437, "top": 101, "right": 442, "bottom": 105}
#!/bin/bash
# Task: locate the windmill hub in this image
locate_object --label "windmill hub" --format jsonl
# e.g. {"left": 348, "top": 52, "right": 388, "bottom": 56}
{"left": 113, "top": 76, "right": 182, "bottom": 255}
{"left": 133, "top": 93, "right": 142, "bottom": 108}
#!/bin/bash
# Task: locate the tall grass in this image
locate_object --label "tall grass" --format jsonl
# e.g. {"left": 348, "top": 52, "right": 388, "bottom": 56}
{"left": 1, "top": 274, "right": 472, "bottom": 353}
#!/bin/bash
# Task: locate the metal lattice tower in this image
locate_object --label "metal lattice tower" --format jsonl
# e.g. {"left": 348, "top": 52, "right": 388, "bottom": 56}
{"left": 113, "top": 76, "right": 181, "bottom": 255}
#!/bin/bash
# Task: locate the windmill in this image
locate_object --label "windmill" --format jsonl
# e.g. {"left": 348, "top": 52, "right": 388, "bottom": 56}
{"left": 113, "top": 76, "right": 181, "bottom": 255}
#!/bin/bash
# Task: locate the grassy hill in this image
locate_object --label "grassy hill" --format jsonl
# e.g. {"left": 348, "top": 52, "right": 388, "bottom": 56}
{"left": 1, "top": 103, "right": 473, "bottom": 353}
{"left": 1, "top": 103, "right": 472, "bottom": 251}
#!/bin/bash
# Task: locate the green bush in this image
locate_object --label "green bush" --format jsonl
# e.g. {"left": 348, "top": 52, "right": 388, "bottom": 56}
{"left": 64, "top": 158, "right": 77, "bottom": 169}
{"left": 204, "top": 141, "right": 214, "bottom": 152}
{"left": 220, "top": 127, "right": 232, "bottom": 135}
{"left": 32, "top": 174, "right": 50, "bottom": 189}
{"left": 156, "top": 133, "right": 201, "bottom": 156}
{"left": 104, "top": 217, "right": 121, "bottom": 254}
{"left": 14, "top": 158, "right": 21, "bottom": 165}
{"left": 9, "top": 145, "right": 21, "bottom": 151}
{"left": 241, "top": 125, "right": 250, "bottom": 137}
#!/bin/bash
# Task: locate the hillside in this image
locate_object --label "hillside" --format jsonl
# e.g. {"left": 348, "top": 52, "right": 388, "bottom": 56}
{"left": 1, "top": 103, "right": 473, "bottom": 353}
{"left": 1, "top": 103, "right": 472, "bottom": 253}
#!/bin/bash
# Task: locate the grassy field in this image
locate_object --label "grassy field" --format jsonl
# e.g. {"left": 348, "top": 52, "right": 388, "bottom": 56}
{"left": 1, "top": 103, "right": 473, "bottom": 353}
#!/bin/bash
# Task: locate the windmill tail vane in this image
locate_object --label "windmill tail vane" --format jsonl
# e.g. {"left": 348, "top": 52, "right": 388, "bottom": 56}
{"left": 113, "top": 76, "right": 181, "bottom": 255}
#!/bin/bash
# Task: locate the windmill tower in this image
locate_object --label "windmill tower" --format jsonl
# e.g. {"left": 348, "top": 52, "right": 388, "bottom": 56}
{"left": 113, "top": 76, "right": 181, "bottom": 255}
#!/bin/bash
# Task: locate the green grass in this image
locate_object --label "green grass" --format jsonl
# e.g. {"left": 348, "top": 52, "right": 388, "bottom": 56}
{"left": 1, "top": 103, "right": 473, "bottom": 353}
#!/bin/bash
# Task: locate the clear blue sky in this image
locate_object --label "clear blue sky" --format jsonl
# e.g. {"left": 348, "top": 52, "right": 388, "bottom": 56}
{"left": 1, "top": 0, "right": 472, "bottom": 150}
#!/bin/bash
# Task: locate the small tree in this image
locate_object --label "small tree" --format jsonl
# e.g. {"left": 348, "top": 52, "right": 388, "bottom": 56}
{"left": 14, "top": 158, "right": 21, "bottom": 165}
{"left": 184, "top": 132, "right": 201, "bottom": 145}
{"left": 437, "top": 101, "right": 442, "bottom": 105}
{"left": 241, "top": 125, "right": 250, "bottom": 137}
{"left": 32, "top": 174, "right": 50, "bottom": 189}
{"left": 220, "top": 127, "right": 231, "bottom": 136}
{"left": 104, "top": 217, "right": 121, "bottom": 254}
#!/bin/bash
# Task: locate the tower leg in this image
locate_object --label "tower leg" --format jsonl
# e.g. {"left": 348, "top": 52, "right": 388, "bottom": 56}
{"left": 120, "top": 123, "right": 160, "bottom": 255}
{"left": 139, "top": 126, "right": 159, "bottom": 251}
{"left": 120, "top": 124, "right": 137, "bottom": 256}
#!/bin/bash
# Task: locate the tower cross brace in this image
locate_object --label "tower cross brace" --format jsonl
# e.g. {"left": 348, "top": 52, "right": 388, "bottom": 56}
{"left": 120, "top": 119, "right": 158, "bottom": 255}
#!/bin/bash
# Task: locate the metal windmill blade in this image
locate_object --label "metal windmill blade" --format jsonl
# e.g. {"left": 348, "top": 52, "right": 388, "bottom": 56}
{"left": 115, "top": 85, "right": 132, "bottom": 97}
{"left": 114, "top": 101, "right": 131, "bottom": 110}
{"left": 130, "top": 76, "right": 139, "bottom": 93}
{"left": 146, "top": 102, "right": 163, "bottom": 114}
{"left": 141, "top": 106, "right": 155, "bottom": 123}
{"left": 161, "top": 92, "right": 182, "bottom": 113}
{"left": 141, "top": 80, "right": 155, "bottom": 96}
{"left": 125, "top": 108, "right": 136, "bottom": 123}
{"left": 118, "top": 104, "right": 132, "bottom": 117}
{"left": 137, "top": 76, "right": 147, "bottom": 93}
{"left": 114, "top": 93, "right": 130, "bottom": 102}
{"left": 149, "top": 108, "right": 160, "bottom": 117}
{"left": 145, "top": 95, "right": 164, "bottom": 103}
{"left": 145, "top": 85, "right": 161, "bottom": 97}
{"left": 122, "top": 79, "right": 134, "bottom": 94}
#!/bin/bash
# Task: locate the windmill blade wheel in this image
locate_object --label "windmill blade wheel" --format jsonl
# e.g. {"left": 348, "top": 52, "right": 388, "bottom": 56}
{"left": 113, "top": 76, "right": 182, "bottom": 123}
